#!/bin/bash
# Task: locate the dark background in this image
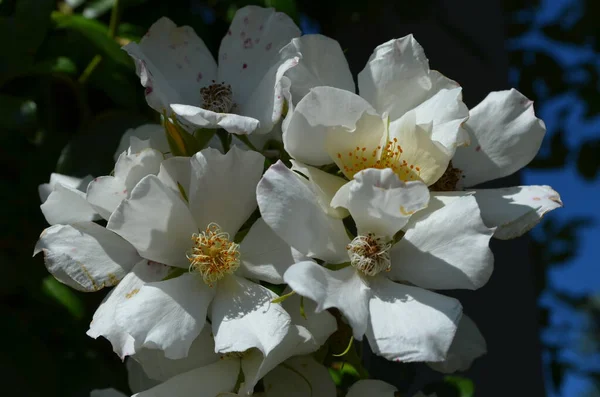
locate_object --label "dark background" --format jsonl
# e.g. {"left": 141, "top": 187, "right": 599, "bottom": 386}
{"left": 1, "top": 0, "right": 598, "bottom": 396}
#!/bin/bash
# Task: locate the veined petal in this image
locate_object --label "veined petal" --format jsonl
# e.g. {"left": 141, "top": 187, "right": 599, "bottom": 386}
{"left": 347, "top": 380, "right": 398, "bottom": 397}
{"left": 366, "top": 276, "right": 462, "bottom": 362}
{"left": 34, "top": 222, "right": 140, "bottom": 292}
{"left": 41, "top": 183, "right": 99, "bottom": 225}
{"left": 86, "top": 176, "right": 127, "bottom": 221}
{"left": 452, "top": 89, "right": 546, "bottom": 187}
{"left": 284, "top": 262, "right": 370, "bottom": 340}
{"left": 257, "top": 161, "right": 350, "bottom": 263}
{"left": 132, "top": 359, "right": 240, "bottom": 397}
{"left": 114, "top": 124, "right": 169, "bottom": 161}
{"left": 471, "top": 185, "right": 562, "bottom": 239}
{"left": 188, "top": 147, "right": 264, "bottom": 235}
{"left": 358, "top": 36, "right": 445, "bottom": 121}
{"left": 211, "top": 275, "right": 291, "bottom": 356}
{"left": 88, "top": 260, "right": 170, "bottom": 358}
{"left": 291, "top": 160, "right": 349, "bottom": 219}
{"left": 124, "top": 17, "right": 217, "bottom": 113}
{"left": 107, "top": 175, "right": 197, "bottom": 269}
{"left": 239, "top": 218, "right": 296, "bottom": 284}
{"left": 283, "top": 86, "right": 379, "bottom": 166}
{"left": 39, "top": 173, "right": 88, "bottom": 202}
{"left": 331, "top": 168, "right": 429, "bottom": 237}
{"left": 170, "top": 104, "right": 260, "bottom": 135}
{"left": 388, "top": 111, "right": 450, "bottom": 186}
{"left": 116, "top": 273, "right": 215, "bottom": 359}
{"left": 427, "top": 314, "right": 486, "bottom": 373}
{"left": 134, "top": 325, "right": 219, "bottom": 381}
{"left": 282, "top": 34, "right": 355, "bottom": 105}
{"left": 389, "top": 195, "right": 494, "bottom": 290}
{"left": 217, "top": 5, "right": 300, "bottom": 108}
{"left": 263, "top": 356, "right": 336, "bottom": 397}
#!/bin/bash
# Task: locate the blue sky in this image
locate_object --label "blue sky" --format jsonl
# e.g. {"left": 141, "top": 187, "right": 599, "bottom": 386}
{"left": 512, "top": 0, "right": 600, "bottom": 395}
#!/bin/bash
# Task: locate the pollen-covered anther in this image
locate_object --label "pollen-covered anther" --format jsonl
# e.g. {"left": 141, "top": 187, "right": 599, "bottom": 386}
{"left": 347, "top": 233, "right": 392, "bottom": 276}
{"left": 336, "top": 138, "right": 421, "bottom": 182}
{"left": 200, "top": 81, "right": 234, "bottom": 113}
{"left": 188, "top": 223, "right": 240, "bottom": 285}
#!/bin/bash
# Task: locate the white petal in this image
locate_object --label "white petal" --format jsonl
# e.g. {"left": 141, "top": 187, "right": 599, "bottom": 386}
{"left": 34, "top": 222, "right": 140, "bottom": 292}
{"left": 39, "top": 173, "right": 86, "bottom": 202}
{"left": 387, "top": 111, "right": 450, "bottom": 186}
{"left": 156, "top": 156, "right": 192, "bottom": 199}
{"left": 114, "top": 124, "right": 168, "bottom": 161}
{"left": 116, "top": 273, "right": 215, "bottom": 359}
{"left": 170, "top": 104, "right": 260, "bottom": 135}
{"left": 427, "top": 314, "right": 486, "bottom": 373}
{"left": 86, "top": 176, "right": 127, "bottom": 221}
{"left": 90, "top": 389, "right": 128, "bottom": 397}
{"left": 257, "top": 161, "right": 350, "bottom": 263}
{"left": 366, "top": 276, "right": 462, "bottom": 362}
{"left": 127, "top": 358, "right": 161, "bottom": 394}
{"left": 358, "top": 36, "right": 460, "bottom": 124}
{"left": 124, "top": 18, "right": 217, "bottom": 113}
{"left": 40, "top": 183, "right": 99, "bottom": 225}
{"left": 471, "top": 185, "right": 562, "bottom": 239}
{"left": 282, "top": 86, "right": 379, "bottom": 166}
{"left": 211, "top": 275, "right": 291, "bottom": 356}
{"left": 282, "top": 34, "right": 355, "bottom": 105}
{"left": 239, "top": 218, "right": 296, "bottom": 284}
{"left": 107, "top": 175, "right": 197, "bottom": 268}
{"left": 218, "top": 6, "right": 300, "bottom": 116}
{"left": 347, "top": 380, "right": 398, "bottom": 397}
{"left": 188, "top": 146, "right": 264, "bottom": 235}
{"left": 88, "top": 260, "right": 170, "bottom": 358}
{"left": 134, "top": 325, "right": 219, "bottom": 381}
{"left": 284, "top": 262, "right": 370, "bottom": 340}
{"left": 291, "top": 160, "right": 349, "bottom": 219}
{"left": 452, "top": 89, "right": 546, "bottom": 187}
{"left": 133, "top": 359, "right": 239, "bottom": 397}
{"left": 263, "top": 356, "right": 336, "bottom": 397}
{"left": 389, "top": 195, "right": 494, "bottom": 290}
{"left": 331, "top": 168, "right": 429, "bottom": 237}
{"left": 281, "top": 290, "right": 337, "bottom": 347}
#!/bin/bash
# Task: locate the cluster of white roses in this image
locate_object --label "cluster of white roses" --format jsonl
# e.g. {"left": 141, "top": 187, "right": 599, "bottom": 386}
{"left": 34, "top": 6, "right": 562, "bottom": 397}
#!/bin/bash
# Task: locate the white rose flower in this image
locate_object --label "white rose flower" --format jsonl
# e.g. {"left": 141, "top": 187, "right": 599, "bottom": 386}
{"left": 281, "top": 35, "right": 561, "bottom": 239}
{"left": 105, "top": 146, "right": 297, "bottom": 360}
{"left": 125, "top": 6, "right": 301, "bottom": 135}
{"left": 258, "top": 162, "right": 495, "bottom": 362}
{"left": 126, "top": 295, "right": 336, "bottom": 396}
{"left": 114, "top": 124, "right": 169, "bottom": 162}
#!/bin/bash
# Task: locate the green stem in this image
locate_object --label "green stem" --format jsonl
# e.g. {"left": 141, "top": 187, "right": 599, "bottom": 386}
{"left": 108, "top": 0, "right": 121, "bottom": 39}
{"left": 78, "top": 55, "right": 102, "bottom": 84}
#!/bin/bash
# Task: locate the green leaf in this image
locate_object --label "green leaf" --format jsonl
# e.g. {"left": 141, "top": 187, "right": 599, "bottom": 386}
{"left": 51, "top": 11, "right": 133, "bottom": 69}
{"left": 444, "top": 376, "right": 475, "bottom": 397}
{"left": 82, "top": 0, "right": 115, "bottom": 19}
{"left": 164, "top": 117, "right": 202, "bottom": 157}
{"left": 30, "top": 57, "right": 78, "bottom": 75}
{"left": 42, "top": 276, "right": 85, "bottom": 319}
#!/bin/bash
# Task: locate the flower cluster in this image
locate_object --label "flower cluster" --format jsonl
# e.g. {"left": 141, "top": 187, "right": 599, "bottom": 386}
{"left": 34, "top": 6, "right": 562, "bottom": 397}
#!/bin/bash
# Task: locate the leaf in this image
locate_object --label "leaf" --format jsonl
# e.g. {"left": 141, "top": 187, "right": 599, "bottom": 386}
{"left": 444, "top": 376, "right": 474, "bottom": 397}
{"left": 42, "top": 276, "right": 85, "bottom": 319}
{"left": 51, "top": 11, "right": 133, "bottom": 69}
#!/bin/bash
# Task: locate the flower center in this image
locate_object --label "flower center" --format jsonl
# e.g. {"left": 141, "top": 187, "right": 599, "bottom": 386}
{"left": 200, "top": 81, "right": 234, "bottom": 113}
{"left": 336, "top": 138, "right": 421, "bottom": 182}
{"left": 347, "top": 234, "right": 392, "bottom": 276}
{"left": 430, "top": 161, "right": 463, "bottom": 192}
{"left": 188, "top": 223, "right": 240, "bottom": 285}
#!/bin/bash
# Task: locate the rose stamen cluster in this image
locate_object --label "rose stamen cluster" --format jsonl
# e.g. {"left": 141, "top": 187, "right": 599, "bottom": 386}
{"left": 347, "top": 233, "right": 392, "bottom": 276}
{"left": 188, "top": 222, "right": 240, "bottom": 285}
{"left": 200, "top": 81, "right": 234, "bottom": 113}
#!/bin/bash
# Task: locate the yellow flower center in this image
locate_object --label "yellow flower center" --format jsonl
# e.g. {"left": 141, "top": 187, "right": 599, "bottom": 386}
{"left": 336, "top": 137, "right": 422, "bottom": 182}
{"left": 188, "top": 223, "right": 240, "bottom": 285}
